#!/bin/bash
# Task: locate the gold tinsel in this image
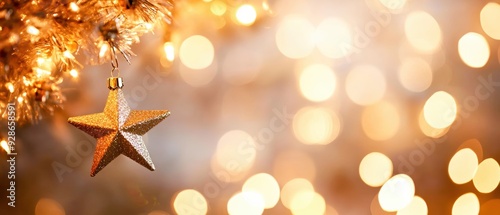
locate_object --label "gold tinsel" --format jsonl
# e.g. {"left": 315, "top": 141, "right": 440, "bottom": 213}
{"left": 0, "top": 0, "right": 173, "bottom": 125}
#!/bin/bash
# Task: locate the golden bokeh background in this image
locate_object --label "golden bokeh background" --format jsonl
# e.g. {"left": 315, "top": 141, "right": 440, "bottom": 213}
{"left": 2, "top": 0, "right": 500, "bottom": 214}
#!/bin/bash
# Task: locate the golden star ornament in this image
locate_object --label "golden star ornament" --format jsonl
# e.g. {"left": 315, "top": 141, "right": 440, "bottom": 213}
{"left": 68, "top": 78, "right": 170, "bottom": 176}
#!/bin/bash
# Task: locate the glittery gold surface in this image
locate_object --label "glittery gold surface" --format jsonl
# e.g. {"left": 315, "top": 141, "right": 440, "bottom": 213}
{"left": 68, "top": 89, "right": 170, "bottom": 177}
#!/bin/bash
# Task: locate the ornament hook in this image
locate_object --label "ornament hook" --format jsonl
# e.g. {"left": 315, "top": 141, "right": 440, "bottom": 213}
{"left": 110, "top": 45, "right": 120, "bottom": 77}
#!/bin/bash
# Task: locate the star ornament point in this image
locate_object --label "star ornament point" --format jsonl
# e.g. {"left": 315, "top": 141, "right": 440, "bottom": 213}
{"left": 68, "top": 89, "right": 170, "bottom": 177}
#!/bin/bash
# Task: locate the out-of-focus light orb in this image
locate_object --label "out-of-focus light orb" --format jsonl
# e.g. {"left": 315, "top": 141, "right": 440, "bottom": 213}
{"left": 398, "top": 58, "right": 433, "bottom": 92}
{"left": 292, "top": 107, "right": 341, "bottom": 145}
{"left": 315, "top": 18, "right": 353, "bottom": 59}
{"left": 173, "top": 189, "right": 208, "bottom": 215}
{"left": 211, "top": 0, "right": 227, "bottom": 16}
{"left": 236, "top": 4, "right": 257, "bottom": 26}
{"left": 227, "top": 191, "right": 265, "bottom": 215}
{"left": 362, "top": 101, "right": 400, "bottom": 141}
{"left": 418, "top": 110, "right": 449, "bottom": 138}
{"left": 448, "top": 148, "right": 479, "bottom": 185}
{"left": 346, "top": 65, "right": 386, "bottom": 106}
{"left": 215, "top": 130, "right": 256, "bottom": 176}
{"left": 396, "top": 196, "right": 428, "bottom": 215}
{"left": 404, "top": 11, "right": 442, "bottom": 54}
{"left": 481, "top": 3, "right": 500, "bottom": 40}
{"left": 290, "top": 192, "right": 326, "bottom": 215}
{"left": 0, "top": 140, "right": 11, "bottom": 154}
{"left": 242, "top": 173, "right": 280, "bottom": 209}
{"left": 458, "top": 139, "right": 484, "bottom": 162}
{"left": 458, "top": 32, "right": 490, "bottom": 68}
{"left": 179, "top": 35, "right": 214, "bottom": 70}
{"left": 35, "top": 198, "right": 65, "bottom": 215}
{"left": 423, "top": 91, "right": 457, "bottom": 129}
{"left": 379, "top": 0, "right": 406, "bottom": 11}
{"left": 222, "top": 47, "right": 262, "bottom": 85}
{"left": 359, "top": 152, "right": 393, "bottom": 187}
{"left": 276, "top": 15, "right": 315, "bottom": 59}
{"left": 281, "top": 178, "right": 315, "bottom": 209}
{"left": 452, "top": 193, "right": 480, "bottom": 215}
{"left": 473, "top": 158, "right": 500, "bottom": 193}
{"left": 179, "top": 61, "right": 217, "bottom": 87}
{"left": 378, "top": 174, "right": 415, "bottom": 212}
{"left": 299, "top": 64, "right": 337, "bottom": 102}
{"left": 163, "top": 42, "right": 175, "bottom": 62}
{"left": 273, "top": 150, "right": 316, "bottom": 183}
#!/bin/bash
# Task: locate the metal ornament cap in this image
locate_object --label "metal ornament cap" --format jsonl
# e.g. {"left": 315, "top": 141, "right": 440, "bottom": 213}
{"left": 108, "top": 77, "right": 124, "bottom": 90}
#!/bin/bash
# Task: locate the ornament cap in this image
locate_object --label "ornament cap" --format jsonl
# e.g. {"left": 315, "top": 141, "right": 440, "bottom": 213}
{"left": 108, "top": 77, "right": 124, "bottom": 90}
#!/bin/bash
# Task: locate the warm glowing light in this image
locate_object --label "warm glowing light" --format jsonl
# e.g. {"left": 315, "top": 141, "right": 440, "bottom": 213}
{"left": 17, "top": 96, "right": 24, "bottom": 103}
{"left": 99, "top": 43, "right": 109, "bottom": 58}
{"left": 273, "top": 150, "right": 316, "bottom": 183}
{"left": 235, "top": 4, "right": 257, "bottom": 26}
{"left": 1, "top": 140, "right": 11, "bottom": 154}
{"left": 214, "top": 130, "right": 256, "bottom": 177}
{"left": 404, "top": 11, "right": 442, "bottom": 53}
{"left": 227, "top": 191, "right": 265, "bottom": 215}
{"left": 481, "top": 2, "right": 500, "bottom": 40}
{"left": 396, "top": 196, "right": 428, "bottom": 215}
{"left": 315, "top": 18, "right": 352, "bottom": 58}
{"left": 299, "top": 64, "right": 336, "bottom": 102}
{"left": 359, "top": 152, "right": 393, "bottom": 187}
{"left": 346, "top": 65, "right": 386, "bottom": 106}
{"left": 179, "top": 35, "right": 214, "bottom": 70}
{"left": 281, "top": 178, "right": 315, "bottom": 209}
{"left": 458, "top": 32, "right": 490, "bottom": 68}
{"left": 473, "top": 158, "right": 500, "bottom": 193}
{"left": 242, "top": 173, "right": 280, "bottom": 209}
{"left": 423, "top": 91, "right": 457, "bottom": 129}
{"left": 398, "top": 58, "right": 433, "bottom": 92}
{"left": 276, "top": 15, "right": 315, "bottom": 59}
{"left": 69, "top": 69, "right": 79, "bottom": 78}
{"left": 361, "top": 101, "right": 400, "bottom": 141}
{"left": 69, "top": 2, "right": 79, "bottom": 12}
{"left": 210, "top": 1, "right": 227, "bottom": 16}
{"left": 418, "top": 110, "right": 449, "bottom": 138}
{"left": 27, "top": 25, "right": 40, "bottom": 36}
{"left": 378, "top": 174, "right": 415, "bottom": 212}
{"left": 293, "top": 107, "right": 341, "bottom": 145}
{"left": 63, "top": 50, "right": 74, "bottom": 59}
{"left": 35, "top": 198, "right": 65, "bottom": 215}
{"left": 290, "top": 191, "right": 326, "bottom": 215}
{"left": 448, "top": 148, "right": 478, "bottom": 184}
{"left": 173, "top": 189, "right": 208, "bottom": 215}
{"left": 452, "top": 193, "right": 480, "bottom": 215}
{"left": 5, "top": 82, "right": 14, "bottom": 93}
{"left": 163, "top": 42, "right": 175, "bottom": 62}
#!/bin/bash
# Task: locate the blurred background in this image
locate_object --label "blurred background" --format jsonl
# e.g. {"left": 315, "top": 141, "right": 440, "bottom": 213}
{"left": 2, "top": 0, "right": 500, "bottom": 214}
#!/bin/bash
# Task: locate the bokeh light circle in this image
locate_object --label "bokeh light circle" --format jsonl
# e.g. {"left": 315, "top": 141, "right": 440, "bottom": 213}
{"left": 458, "top": 32, "right": 490, "bottom": 68}
{"left": 361, "top": 101, "right": 400, "bottom": 141}
{"left": 315, "top": 18, "right": 353, "bottom": 59}
{"left": 404, "top": 11, "right": 442, "bottom": 53}
{"left": 242, "top": 173, "right": 281, "bottom": 209}
{"left": 423, "top": 91, "right": 457, "bottom": 129}
{"left": 173, "top": 189, "right": 208, "bottom": 215}
{"left": 299, "top": 64, "right": 337, "bottom": 102}
{"left": 448, "top": 148, "right": 479, "bottom": 185}
{"left": 473, "top": 158, "right": 500, "bottom": 193}
{"left": 293, "top": 107, "right": 341, "bottom": 145}
{"left": 179, "top": 35, "right": 214, "bottom": 70}
{"left": 227, "top": 191, "right": 265, "bottom": 215}
{"left": 359, "top": 152, "right": 393, "bottom": 187}
{"left": 396, "top": 196, "right": 428, "bottom": 215}
{"left": 378, "top": 174, "right": 415, "bottom": 212}
{"left": 398, "top": 58, "right": 433, "bottom": 92}
{"left": 276, "top": 15, "right": 315, "bottom": 59}
{"left": 452, "top": 193, "right": 480, "bottom": 215}
{"left": 480, "top": 2, "right": 500, "bottom": 40}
